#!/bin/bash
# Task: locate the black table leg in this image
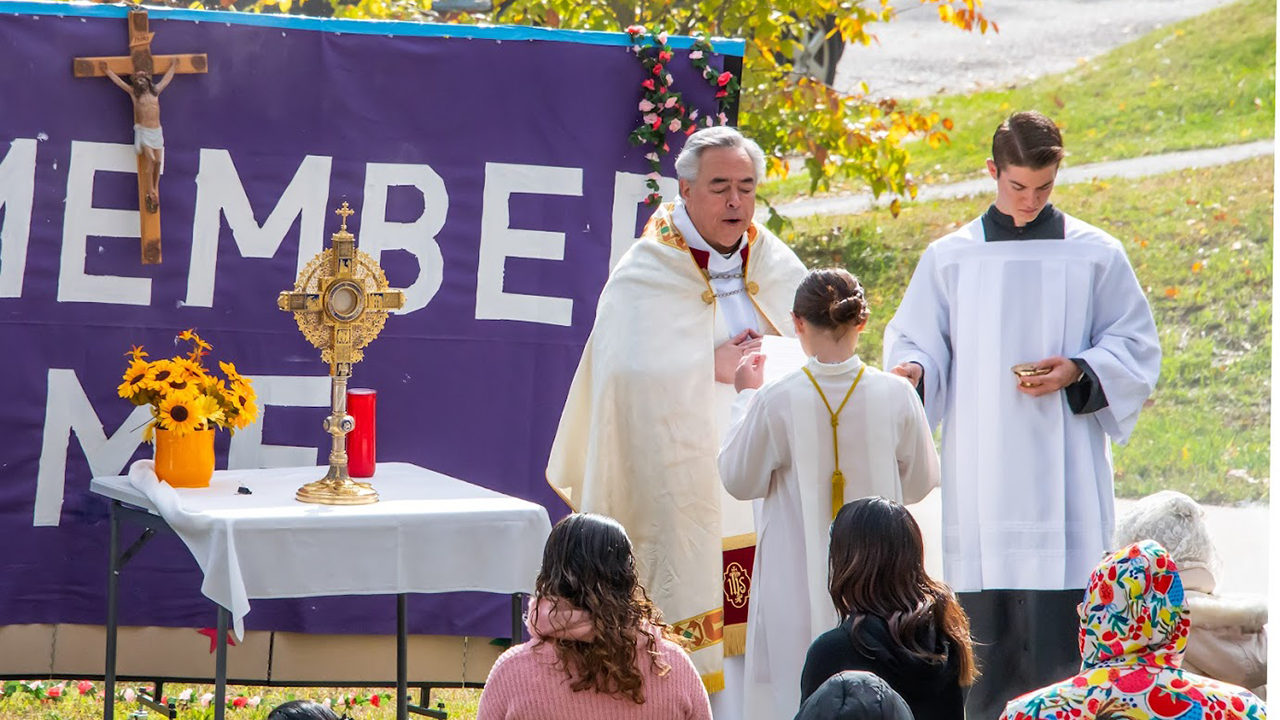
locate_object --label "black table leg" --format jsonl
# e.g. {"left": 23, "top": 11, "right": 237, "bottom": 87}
{"left": 104, "top": 502, "right": 120, "bottom": 720}
{"left": 398, "top": 594, "right": 409, "bottom": 720}
{"left": 214, "top": 606, "right": 229, "bottom": 720}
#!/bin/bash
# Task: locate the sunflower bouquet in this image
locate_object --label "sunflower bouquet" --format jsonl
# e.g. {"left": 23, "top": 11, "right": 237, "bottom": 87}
{"left": 118, "top": 329, "right": 258, "bottom": 442}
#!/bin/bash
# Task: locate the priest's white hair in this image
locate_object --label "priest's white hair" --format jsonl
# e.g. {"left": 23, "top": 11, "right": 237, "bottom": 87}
{"left": 675, "top": 126, "right": 767, "bottom": 182}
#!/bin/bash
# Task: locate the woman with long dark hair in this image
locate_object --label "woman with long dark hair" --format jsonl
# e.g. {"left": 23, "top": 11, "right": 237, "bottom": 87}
{"left": 800, "top": 497, "right": 977, "bottom": 720}
{"left": 719, "top": 268, "right": 940, "bottom": 720}
{"left": 477, "top": 513, "right": 711, "bottom": 720}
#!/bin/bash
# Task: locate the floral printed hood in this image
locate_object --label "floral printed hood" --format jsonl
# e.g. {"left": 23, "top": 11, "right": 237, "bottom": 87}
{"left": 1000, "top": 541, "right": 1266, "bottom": 720}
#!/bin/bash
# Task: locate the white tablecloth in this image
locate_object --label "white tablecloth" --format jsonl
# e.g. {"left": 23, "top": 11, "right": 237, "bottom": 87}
{"left": 90, "top": 461, "right": 553, "bottom": 640}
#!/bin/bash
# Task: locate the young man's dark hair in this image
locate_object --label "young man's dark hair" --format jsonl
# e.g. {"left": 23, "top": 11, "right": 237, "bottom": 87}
{"left": 267, "top": 699, "right": 340, "bottom": 720}
{"left": 991, "top": 111, "right": 1064, "bottom": 173}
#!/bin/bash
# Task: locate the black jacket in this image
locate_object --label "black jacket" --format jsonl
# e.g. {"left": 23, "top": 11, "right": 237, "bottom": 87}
{"left": 799, "top": 614, "right": 965, "bottom": 720}
{"left": 795, "top": 670, "right": 915, "bottom": 720}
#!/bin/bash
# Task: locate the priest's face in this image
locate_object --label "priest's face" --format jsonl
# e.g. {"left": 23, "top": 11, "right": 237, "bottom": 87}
{"left": 987, "top": 160, "right": 1058, "bottom": 226}
{"left": 679, "top": 146, "right": 757, "bottom": 252}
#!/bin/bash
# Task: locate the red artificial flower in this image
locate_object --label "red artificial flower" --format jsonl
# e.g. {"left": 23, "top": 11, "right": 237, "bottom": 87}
{"left": 685, "top": 125, "right": 696, "bottom": 136}
{"left": 662, "top": 143, "right": 669, "bottom": 152}
{"left": 641, "top": 79, "right": 655, "bottom": 90}
{"left": 47, "top": 686, "right": 63, "bottom": 699}
{"left": 370, "top": 694, "right": 381, "bottom": 708}
{"left": 625, "top": 24, "right": 645, "bottom": 35}
{"left": 232, "top": 697, "right": 247, "bottom": 708}
{"left": 77, "top": 681, "right": 94, "bottom": 695}
{"left": 658, "top": 50, "right": 673, "bottom": 62}
{"left": 716, "top": 90, "right": 728, "bottom": 98}
{"left": 653, "top": 63, "right": 664, "bottom": 76}
{"left": 717, "top": 71, "right": 732, "bottom": 86}
{"left": 651, "top": 117, "right": 662, "bottom": 130}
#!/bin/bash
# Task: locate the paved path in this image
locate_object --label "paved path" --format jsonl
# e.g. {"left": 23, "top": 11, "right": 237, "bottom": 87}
{"left": 833, "top": 0, "right": 1236, "bottom": 99}
{"left": 907, "top": 489, "right": 1270, "bottom": 596}
{"left": 766, "top": 140, "right": 1275, "bottom": 220}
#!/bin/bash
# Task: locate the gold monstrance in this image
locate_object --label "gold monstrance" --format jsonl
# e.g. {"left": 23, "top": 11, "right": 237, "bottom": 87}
{"left": 278, "top": 203, "right": 404, "bottom": 504}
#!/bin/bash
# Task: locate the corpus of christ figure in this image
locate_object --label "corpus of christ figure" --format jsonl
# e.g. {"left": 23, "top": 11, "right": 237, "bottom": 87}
{"left": 103, "top": 62, "right": 176, "bottom": 214}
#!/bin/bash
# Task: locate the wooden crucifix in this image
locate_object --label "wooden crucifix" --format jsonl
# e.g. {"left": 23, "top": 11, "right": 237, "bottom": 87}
{"left": 73, "top": 8, "right": 207, "bottom": 264}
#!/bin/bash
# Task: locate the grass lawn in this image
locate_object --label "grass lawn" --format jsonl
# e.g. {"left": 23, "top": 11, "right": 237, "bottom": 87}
{"left": 784, "top": 156, "right": 1273, "bottom": 505}
{"left": 761, "top": 0, "right": 1276, "bottom": 203}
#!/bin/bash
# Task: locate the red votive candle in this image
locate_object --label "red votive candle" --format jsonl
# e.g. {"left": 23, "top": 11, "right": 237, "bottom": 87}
{"left": 347, "top": 388, "right": 377, "bottom": 478}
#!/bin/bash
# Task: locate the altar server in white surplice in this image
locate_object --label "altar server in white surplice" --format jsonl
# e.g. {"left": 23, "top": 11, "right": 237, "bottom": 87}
{"left": 547, "top": 126, "right": 807, "bottom": 714}
{"left": 882, "top": 111, "right": 1162, "bottom": 720}
{"left": 719, "top": 268, "right": 940, "bottom": 720}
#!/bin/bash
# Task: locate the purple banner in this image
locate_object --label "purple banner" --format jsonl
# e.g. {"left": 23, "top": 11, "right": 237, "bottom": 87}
{"left": 0, "top": 2, "right": 738, "bottom": 639}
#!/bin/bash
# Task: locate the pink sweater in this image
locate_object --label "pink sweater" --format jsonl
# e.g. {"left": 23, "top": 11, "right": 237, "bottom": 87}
{"left": 476, "top": 598, "right": 712, "bottom": 720}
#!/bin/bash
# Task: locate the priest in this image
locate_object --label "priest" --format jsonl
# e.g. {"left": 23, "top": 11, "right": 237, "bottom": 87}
{"left": 883, "top": 111, "right": 1162, "bottom": 719}
{"left": 547, "top": 126, "right": 807, "bottom": 713}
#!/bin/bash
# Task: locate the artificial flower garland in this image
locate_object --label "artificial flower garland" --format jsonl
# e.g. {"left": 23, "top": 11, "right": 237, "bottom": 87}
{"left": 625, "top": 27, "right": 742, "bottom": 206}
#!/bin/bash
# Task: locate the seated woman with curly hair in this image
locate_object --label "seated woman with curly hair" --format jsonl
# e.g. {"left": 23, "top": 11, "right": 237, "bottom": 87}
{"left": 477, "top": 513, "right": 712, "bottom": 720}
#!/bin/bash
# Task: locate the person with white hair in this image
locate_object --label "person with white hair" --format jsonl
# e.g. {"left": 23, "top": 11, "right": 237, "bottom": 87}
{"left": 1112, "top": 490, "right": 1267, "bottom": 698}
{"left": 548, "top": 126, "right": 808, "bottom": 717}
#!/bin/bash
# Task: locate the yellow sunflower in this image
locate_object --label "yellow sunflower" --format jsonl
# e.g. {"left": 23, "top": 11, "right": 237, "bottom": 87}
{"left": 195, "top": 393, "right": 226, "bottom": 430}
{"left": 179, "top": 329, "right": 212, "bottom": 363}
{"left": 228, "top": 380, "right": 258, "bottom": 429}
{"left": 158, "top": 390, "right": 206, "bottom": 436}
{"left": 118, "top": 359, "right": 151, "bottom": 400}
{"left": 219, "top": 361, "right": 244, "bottom": 385}
{"left": 173, "top": 357, "right": 208, "bottom": 383}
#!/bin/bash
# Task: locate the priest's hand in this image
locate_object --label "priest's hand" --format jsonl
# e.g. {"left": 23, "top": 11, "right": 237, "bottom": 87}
{"left": 715, "top": 330, "right": 762, "bottom": 384}
{"left": 735, "top": 352, "right": 766, "bottom": 392}
{"left": 1015, "top": 356, "right": 1082, "bottom": 397}
{"left": 890, "top": 362, "right": 922, "bottom": 388}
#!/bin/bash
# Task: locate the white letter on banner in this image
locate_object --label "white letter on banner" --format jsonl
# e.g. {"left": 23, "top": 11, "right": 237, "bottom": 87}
{"left": 185, "top": 149, "right": 332, "bottom": 307}
{"left": 57, "top": 142, "right": 151, "bottom": 305}
{"left": 609, "top": 171, "right": 677, "bottom": 273}
{"left": 34, "top": 369, "right": 151, "bottom": 527}
{"left": 358, "top": 163, "right": 448, "bottom": 314}
{"left": 476, "top": 163, "right": 582, "bottom": 326}
{"left": 227, "top": 374, "right": 330, "bottom": 470}
{"left": 0, "top": 139, "right": 37, "bottom": 299}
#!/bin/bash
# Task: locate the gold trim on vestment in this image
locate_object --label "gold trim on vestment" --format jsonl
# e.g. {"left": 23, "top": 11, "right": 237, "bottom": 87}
{"left": 723, "top": 624, "right": 747, "bottom": 657}
{"left": 700, "top": 670, "right": 726, "bottom": 694}
{"left": 722, "top": 532, "right": 756, "bottom": 552}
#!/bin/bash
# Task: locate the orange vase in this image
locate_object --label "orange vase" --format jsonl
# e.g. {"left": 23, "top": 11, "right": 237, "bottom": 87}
{"left": 153, "top": 428, "right": 216, "bottom": 488}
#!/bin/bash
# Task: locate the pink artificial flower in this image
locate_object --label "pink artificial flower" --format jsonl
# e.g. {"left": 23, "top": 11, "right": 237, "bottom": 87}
{"left": 652, "top": 63, "right": 664, "bottom": 76}
{"left": 200, "top": 693, "right": 214, "bottom": 707}
{"left": 178, "top": 689, "right": 193, "bottom": 702}
{"left": 668, "top": 118, "right": 681, "bottom": 132}
{"left": 322, "top": 699, "right": 332, "bottom": 708}
{"left": 689, "top": 109, "right": 700, "bottom": 120}
{"left": 639, "top": 99, "right": 656, "bottom": 112}
{"left": 717, "top": 71, "right": 732, "bottom": 86}
{"left": 77, "top": 681, "right": 94, "bottom": 695}
{"left": 647, "top": 172, "right": 661, "bottom": 181}
{"left": 370, "top": 694, "right": 381, "bottom": 708}
{"left": 626, "top": 24, "right": 646, "bottom": 35}
{"left": 47, "top": 686, "right": 63, "bottom": 699}
{"left": 630, "top": 45, "right": 640, "bottom": 54}
{"left": 645, "top": 152, "right": 660, "bottom": 162}
{"left": 689, "top": 50, "right": 704, "bottom": 60}
{"left": 665, "top": 73, "right": 673, "bottom": 85}
{"left": 641, "top": 79, "right": 656, "bottom": 90}
{"left": 664, "top": 96, "right": 678, "bottom": 108}
{"left": 718, "top": 112, "right": 729, "bottom": 125}
{"left": 643, "top": 113, "right": 659, "bottom": 126}
{"left": 657, "top": 31, "right": 668, "bottom": 44}
{"left": 248, "top": 696, "right": 261, "bottom": 708}
{"left": 123, "top": 688, "right": 137, "bottom": 703}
